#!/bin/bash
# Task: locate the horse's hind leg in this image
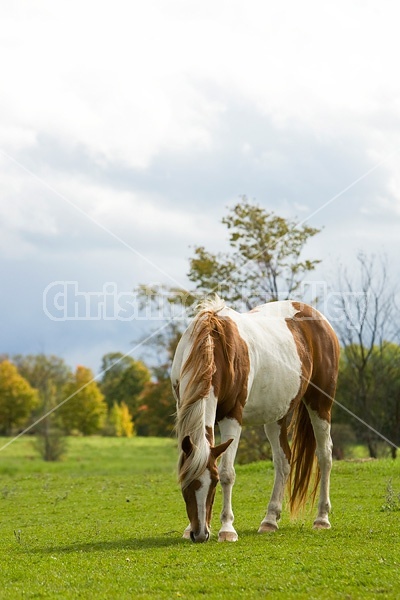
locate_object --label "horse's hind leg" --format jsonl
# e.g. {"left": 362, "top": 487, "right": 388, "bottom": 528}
{"left": 258, "top": 419, "right": 291, "bottom": 533}
{"left": 305, "top": 403, "right": 333, "bottom": 529}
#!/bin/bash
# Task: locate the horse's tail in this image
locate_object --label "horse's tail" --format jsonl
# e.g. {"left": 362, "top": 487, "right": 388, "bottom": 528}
{"left": 176, "top": 301, "right": 230, "bottom": 488}
{"left": 288, "top": 399, "right": 320, "bottom": 516}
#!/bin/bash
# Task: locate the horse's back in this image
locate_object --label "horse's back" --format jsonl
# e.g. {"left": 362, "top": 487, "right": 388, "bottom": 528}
{"left": 227, "top": 300, "right": 339, "bottom": 424}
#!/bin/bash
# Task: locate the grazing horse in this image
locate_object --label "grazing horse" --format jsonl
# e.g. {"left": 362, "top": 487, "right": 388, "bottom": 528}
{"left": 171, "top": 296, "right": 340, "bottom": 543}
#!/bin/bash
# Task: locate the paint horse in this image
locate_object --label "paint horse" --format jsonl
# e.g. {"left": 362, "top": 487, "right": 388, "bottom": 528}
{"left": 171, "top": 296, "right": 340, "bottom": 543}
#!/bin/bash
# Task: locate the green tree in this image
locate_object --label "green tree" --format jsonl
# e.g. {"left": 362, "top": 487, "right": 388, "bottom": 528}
{"left": 33, "top": 381, "right": 68, "bottom": 461}
{"left": 188, "top": 197, "right": 321, "bottom": 308}
{"left": 13, "top": 354, "right": 72, "bottom": 459}
{"left": 137, "top": 198, "right": 321, "bottom": 313}
{"left": 13, "top": 354, "right": 71, "bottom": 394}
{"left": 0, "top": 360, "right": 39, "bottom": 435}
{"left": 370, "top": 342, "right": 400, "bottom": 458}
{"left": 335, "top": 343, "right": 400, "bottom": 458}
{"left": 100, "top": 353, "right": 151, "bottom": 416}
{"left": 13, "top": 355, "right": 71, "bottom": 420}
{"left": 59, "top": 366, "right": 107, "bottom": 435}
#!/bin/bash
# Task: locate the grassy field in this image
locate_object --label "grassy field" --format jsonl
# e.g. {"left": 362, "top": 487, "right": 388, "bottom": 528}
{"left": 0, "top": 436, "right": 399, "bottom": 599}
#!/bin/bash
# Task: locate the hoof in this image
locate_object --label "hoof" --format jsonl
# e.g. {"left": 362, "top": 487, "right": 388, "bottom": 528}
{"left": 218, "top": 531, "right": 238, "bottom": 542}
{"left": 258, "top": 522, "right": 278, "bottom": 533}
{"left": 313, "top": 519, "right": 331, "bottom": 530}
{"left": 182, "top": 530, "right": 191, "bottom": 540}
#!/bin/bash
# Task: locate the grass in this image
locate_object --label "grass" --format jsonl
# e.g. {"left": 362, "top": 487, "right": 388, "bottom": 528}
{"left": 0, "top": 436, "right": 399, "bottom": 599}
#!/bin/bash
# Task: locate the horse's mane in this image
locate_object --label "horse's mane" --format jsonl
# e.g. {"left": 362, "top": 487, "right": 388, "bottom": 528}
{"left": 176, "top": 296, "right": 229, "bottom": 488}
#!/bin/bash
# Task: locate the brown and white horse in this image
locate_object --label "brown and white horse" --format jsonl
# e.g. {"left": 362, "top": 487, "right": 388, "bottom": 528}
{"left": 171, "top": 296, "right": 340, "bottom": 543}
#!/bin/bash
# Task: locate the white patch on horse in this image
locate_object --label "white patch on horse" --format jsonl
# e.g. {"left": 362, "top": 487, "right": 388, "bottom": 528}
{"left": 195, "top": 469, "right": 212, "bottom": 534}
{"left": 224, "top": 301, "right": 302, "bottom": 424}
{"left": 205, "top": 388, "right": 218, "bottom": 430}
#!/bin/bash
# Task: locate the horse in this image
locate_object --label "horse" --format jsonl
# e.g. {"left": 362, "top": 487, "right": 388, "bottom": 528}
{"left": 171, "top": 296, "right": 340, "bottom": 543}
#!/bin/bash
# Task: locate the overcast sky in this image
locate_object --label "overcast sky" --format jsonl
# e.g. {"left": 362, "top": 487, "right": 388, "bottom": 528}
{"left": 1, "top": 0, "right": 400, "bottom": 373}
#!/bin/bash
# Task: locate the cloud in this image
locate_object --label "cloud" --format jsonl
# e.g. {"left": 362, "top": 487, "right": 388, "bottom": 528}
{"left": 2, "top": 0, "right": 400, "bottom": 372}
{"left": 3, "top": 1, "right": 400, "bottom": 168}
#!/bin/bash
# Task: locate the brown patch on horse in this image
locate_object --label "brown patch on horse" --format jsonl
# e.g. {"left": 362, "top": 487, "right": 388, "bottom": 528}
{"left": 182, "top": 477, "right": 202, "bottom": 535}
{"left": 286, "top": 302, "right": 340, "bottom": 421}
{"left": 205, "top": 425, "right": 214, "bottom": 446}
{"left": 285, "top": 302, "right": 340, "bottom": 515}
{"left": 212, "top": 316, "right": 250, "bottom": 424}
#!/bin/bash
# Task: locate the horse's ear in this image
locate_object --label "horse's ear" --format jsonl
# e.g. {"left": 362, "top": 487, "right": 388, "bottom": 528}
{"left": 211, "top": 438, "right": 233, "bottom": 460}
{"left": 182, "top": 435, "right": 193, "bottom": 456}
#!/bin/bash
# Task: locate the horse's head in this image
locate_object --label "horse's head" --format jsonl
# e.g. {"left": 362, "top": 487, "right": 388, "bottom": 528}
{"left": 180, "top": 435, "right": 233, "bottom": 543}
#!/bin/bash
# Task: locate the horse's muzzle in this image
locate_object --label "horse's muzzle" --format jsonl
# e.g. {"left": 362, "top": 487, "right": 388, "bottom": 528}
{"left": 190, "top": 530, "right": 210, "bottom": 543}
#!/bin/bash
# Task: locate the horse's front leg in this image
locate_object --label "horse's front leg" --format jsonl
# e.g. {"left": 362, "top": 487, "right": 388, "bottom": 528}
{"left": 182, "top": 524, "right": 191, "bottom": 539}
{"left": 217, "top": 417, "right": 241, "bottom": 542}
{"left": 259, "top": 420, "right": 291, "bottom": 533}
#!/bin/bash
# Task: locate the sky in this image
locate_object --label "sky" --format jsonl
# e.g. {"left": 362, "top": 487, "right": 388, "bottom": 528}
{"left": 1, "top": 0, "right": 400, "bottom": 374}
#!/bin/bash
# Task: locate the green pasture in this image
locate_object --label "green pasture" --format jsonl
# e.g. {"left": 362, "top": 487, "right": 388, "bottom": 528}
{"left": 0, "top": 436, "right": 399, "bottom": 599}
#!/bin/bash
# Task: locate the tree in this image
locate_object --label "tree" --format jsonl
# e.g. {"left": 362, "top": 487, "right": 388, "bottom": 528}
{"left": 33, "top": 381, "right": 68, "bottom": 461}
{"left": 188, "top": 197, "right": 321, "bottom": 308}
{"left": 0, "top": 360, "right": 39, "bottom": 435}
{"left": 13, "top": 354, "right": 72, "bottom": 458}
{"left": 13, "top": 354, "right": 71, "bottom": 394}
{"left": 13, "top": 353, "right": 72, "bottom": 427}
{"left": 137, "top": 197, "right": 321, "bottom": 314}
{"left": 100, "top": 353, "right": 151, "bottom": 416}
{"left": 135, "top": 374, "right": 176, "bottom": 437}
{"left": 104, "top": 401, "right": 134, "bottom": 437}
{"left": 133, "top": 318, "right": 183, "bottom": 436}
{"left": 59, "top": 366, "right": 107, "bottom": 435}
{"left": 333, "top": 253, "right": 400, "bottom": 457}
{"left": 336, "top": 343, "right": 400, "bottom": 458}
{"left": 367, "top": 343, "right": 400, "bottom": 458}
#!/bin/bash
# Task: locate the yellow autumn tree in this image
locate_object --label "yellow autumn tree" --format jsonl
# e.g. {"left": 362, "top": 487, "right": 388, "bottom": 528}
{"left": 0, "top": 360, "right": 39, "bottom": 435}
{"left": 105, "top": 401, "right": 134, "bottom": 437}
{"left": 59, "top": 366, "right": 107, "bottom": 435}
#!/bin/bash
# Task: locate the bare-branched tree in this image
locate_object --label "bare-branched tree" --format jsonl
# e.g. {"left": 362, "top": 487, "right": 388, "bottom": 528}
{"left": 334, "top": 253, "right": 400, "bottom": 457}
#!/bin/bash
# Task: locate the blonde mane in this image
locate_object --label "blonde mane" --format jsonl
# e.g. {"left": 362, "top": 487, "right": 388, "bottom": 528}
{"left": 195, "top": 294, "right": 226, "bottom": 314}
{"left": 176, "top": 296, "right": 227, "bottom": 488}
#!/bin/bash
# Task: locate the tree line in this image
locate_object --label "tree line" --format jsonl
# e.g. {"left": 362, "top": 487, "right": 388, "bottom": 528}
{"left": 0, "top": 351, "right": 173, "bottom": 438}
{"left": 1, "top": 198, "right": 399, "bottom": 459}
